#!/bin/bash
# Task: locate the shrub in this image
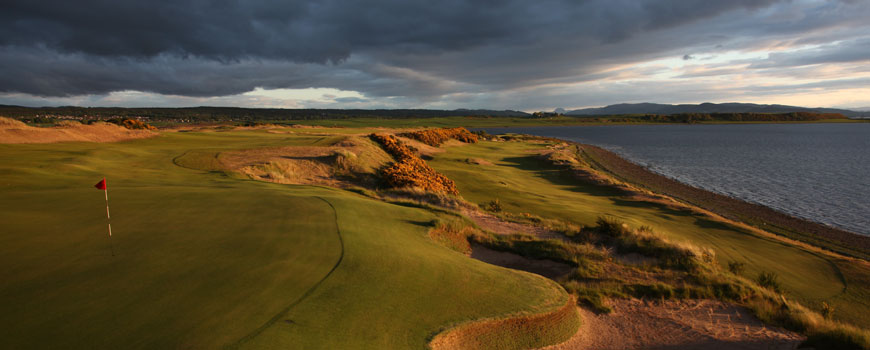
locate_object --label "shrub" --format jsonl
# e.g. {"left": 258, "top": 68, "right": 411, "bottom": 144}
{"left": 595, "top": 216, "right": 631, "bottom": 237}
{"left": 106, "top": 118, "right": 157, "bottom": 130}
{"left": 370, "top": 133, "right": 459, "bottom": 195}
{"left": 757, "top": 271, "right": 781, "bottom": 292}
{"left": 728, "top": 261, "right": 746, "bottom": 275}
{"left": 485, "top": 199, "right": 503, "bottom": 212}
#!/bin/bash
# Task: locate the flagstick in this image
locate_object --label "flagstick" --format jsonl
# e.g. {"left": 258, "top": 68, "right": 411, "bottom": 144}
{"left": 105, "top": 187, "right": 114, "bottom": 256}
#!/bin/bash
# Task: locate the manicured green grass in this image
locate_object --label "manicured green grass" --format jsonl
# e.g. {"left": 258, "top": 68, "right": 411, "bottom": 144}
{"left": 0, "top": 130, "right": 570, "bottom": 349}
{"left": 428, "top": 140, "right": 870, "bottom": 327}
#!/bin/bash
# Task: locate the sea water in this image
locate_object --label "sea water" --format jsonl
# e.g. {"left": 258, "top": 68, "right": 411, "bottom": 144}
{"left": 481, "top": 123, "right": 870, "bottom": 236}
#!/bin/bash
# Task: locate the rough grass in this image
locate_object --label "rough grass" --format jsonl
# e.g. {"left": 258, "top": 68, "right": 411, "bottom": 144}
{"left": 467, "top": 208, "right": 870, "bottom": 349}
{"left": 427, "top": 140, "right": 862, "bottom": 325}
{"left": 425, "top": 139, "right": 870, "bottom": 349}
{"left": 428, "top": 218, "right": 475, "bottom": 255}
{"left": 747, "top": 296, "right": 870, "bottom": 349}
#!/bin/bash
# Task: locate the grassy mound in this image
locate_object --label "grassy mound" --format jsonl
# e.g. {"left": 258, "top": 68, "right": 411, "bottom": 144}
{"left": 0, "top": 117, "right": 155, "bottom": 144}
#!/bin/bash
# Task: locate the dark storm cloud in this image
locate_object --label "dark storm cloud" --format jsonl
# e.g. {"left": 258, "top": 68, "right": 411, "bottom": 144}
{"left": 0, "top": 0, "right": 784, "bottom": 62}
{"left": 1, "top": 0, "right": 868, "bottom": 101}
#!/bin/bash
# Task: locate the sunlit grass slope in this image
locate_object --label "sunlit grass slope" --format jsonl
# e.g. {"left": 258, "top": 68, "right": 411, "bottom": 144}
{"left": 428, "top": 140, "right": 870, "bottom": 327}
{"left": 0, "top": 130, "right": 568, "bottom": 349}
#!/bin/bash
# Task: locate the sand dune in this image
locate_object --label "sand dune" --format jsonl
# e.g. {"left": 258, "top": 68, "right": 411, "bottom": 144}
{"left": 0, "top": 118, "right": 156, "bottom": 144}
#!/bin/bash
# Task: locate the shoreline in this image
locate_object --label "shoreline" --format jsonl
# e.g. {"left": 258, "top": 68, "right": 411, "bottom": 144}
{"left": 572, "top": 142, "right": 870, "bottom": 259}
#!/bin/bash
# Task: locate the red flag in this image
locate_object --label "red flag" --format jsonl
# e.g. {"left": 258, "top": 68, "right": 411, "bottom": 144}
{"left": 95, "top": 178, "right": 106, "bottom": 190}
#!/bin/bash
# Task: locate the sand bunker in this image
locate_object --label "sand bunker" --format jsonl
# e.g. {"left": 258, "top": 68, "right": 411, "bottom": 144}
{"left": 0, "top": 118, "right": 156, "bottom": 144}
{"left": 540, "top": 299, "right": 804, "bottom": 350}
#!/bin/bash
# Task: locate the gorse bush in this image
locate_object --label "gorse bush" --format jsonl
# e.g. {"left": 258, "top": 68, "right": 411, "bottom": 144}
{"left": 370, "top": 133, "right": 459, "bottom": 195}
{"left": 399, "top": 127, "right": 479, "bottom": 146}
{"left": 106, "top": 118, "right": 157, "bottom": 130}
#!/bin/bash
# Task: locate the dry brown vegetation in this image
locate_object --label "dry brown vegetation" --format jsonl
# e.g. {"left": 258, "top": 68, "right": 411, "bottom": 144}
{"left": 0, "top": 117, "right": 156, "bottom": 144}
{"left": 370, "top": 133, "right": 459, "bottom": 195}
{"left": 429, "top": 201, "right": 869, "bottom": 349}
{"left": 222, "top": 136, "right": 392, "bottom": 187}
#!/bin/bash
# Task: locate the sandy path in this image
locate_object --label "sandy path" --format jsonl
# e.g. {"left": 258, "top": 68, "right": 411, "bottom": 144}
{"left": 539, "top": 299, "right": 804, "bottom": 350}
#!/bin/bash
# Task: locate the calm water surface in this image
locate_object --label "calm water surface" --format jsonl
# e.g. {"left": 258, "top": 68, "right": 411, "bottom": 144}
{"left": 482, "top": 123, "right": 870, "bottom": 236}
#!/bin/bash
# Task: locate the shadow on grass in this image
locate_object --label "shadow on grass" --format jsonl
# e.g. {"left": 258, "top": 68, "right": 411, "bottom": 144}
{"left": 499, "top": 155, "right": 623, "bottom": 198}
{"left": 405, "top": 220, "right": 435, "bottom": 227}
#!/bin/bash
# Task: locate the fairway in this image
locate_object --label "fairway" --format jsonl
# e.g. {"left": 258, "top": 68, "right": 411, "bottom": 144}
{"left": 0, "top": 130, "right": 571, "bottom": 349}
{"left": 428, "top": 141, "right": 852, "bottom": 310}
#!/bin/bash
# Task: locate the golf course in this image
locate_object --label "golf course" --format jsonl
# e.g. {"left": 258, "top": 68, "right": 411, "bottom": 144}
{"left": 0, "top": 128, "right": 573, "bottom": 349}
{"left": 2, "top": 122, "right": 870, "bottom": 349}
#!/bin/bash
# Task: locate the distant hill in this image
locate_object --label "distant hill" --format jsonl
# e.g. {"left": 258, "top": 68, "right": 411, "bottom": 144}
{"left": 0, "top": 105, "right": 530, "bottom": 122}
{"left": 567, "top": 102, "right": 868, "bottom": 118}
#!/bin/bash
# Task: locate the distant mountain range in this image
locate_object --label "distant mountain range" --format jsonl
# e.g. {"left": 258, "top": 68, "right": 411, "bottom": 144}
{"left": 0, "top": 105, "right": 531, "bottom": 120}
{"left": 565, "top": 102, "right": 869, "bottom": 118}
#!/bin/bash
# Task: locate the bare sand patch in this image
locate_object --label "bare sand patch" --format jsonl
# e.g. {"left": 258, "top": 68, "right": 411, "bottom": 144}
{"left": 540, "top": 299, "right": 804, "bottom": 350}
{"left": 0, "top": 117, "right": 156, "bottom": 144}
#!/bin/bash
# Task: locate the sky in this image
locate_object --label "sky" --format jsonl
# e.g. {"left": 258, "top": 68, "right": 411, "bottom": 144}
{"left": 2, "top": 0, "right": 870, "bottom": 111}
